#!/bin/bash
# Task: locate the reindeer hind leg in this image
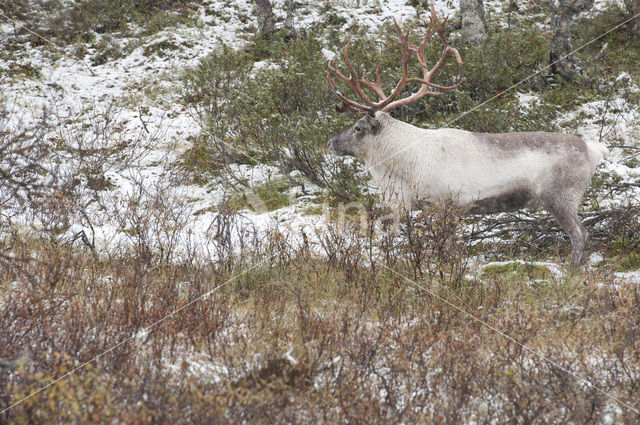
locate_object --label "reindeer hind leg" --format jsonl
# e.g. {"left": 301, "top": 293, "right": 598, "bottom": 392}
{"left": 543, "top": 197, "right": 588, "bottom": 268}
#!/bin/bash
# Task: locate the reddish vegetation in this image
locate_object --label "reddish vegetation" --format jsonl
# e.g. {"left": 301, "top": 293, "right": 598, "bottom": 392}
{"left": 1, "top": 203, "right": 639, "bottom": 424}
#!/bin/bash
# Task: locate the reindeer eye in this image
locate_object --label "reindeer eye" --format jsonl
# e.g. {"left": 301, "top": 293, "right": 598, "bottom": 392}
{"left": 354, "top": 126, "right": 361, "bottom": 132}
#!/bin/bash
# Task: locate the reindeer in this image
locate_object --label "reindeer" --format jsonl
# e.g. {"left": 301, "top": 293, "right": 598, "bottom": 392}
{"left": 326, "top": 5, "right": 607, "bottom": 267}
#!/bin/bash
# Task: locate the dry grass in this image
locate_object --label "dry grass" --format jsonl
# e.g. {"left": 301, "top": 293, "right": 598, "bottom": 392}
{"left": 1, "top": 202, "right": 639, "bottom": 424}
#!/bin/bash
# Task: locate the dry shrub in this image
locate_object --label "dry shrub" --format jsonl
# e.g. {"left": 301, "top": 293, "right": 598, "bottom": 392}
{"left": 1, "top": 104, "right": 153, "bottom": 251}
{"left": 1, "top": 192, "right": 640, "bottom": 423}
{"left": 398, "top": 198, "right": 469, "bottom": 286}
{"left": 317, "top": 196, "right": 469, "bottom": 293}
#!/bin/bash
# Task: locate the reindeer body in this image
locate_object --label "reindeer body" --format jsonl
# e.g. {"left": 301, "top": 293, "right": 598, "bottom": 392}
{"left": 329, "top": 112, "right": 607, "bottom": 266}
{"left": 362, "top": 113, "right": 606, "bottom": 211}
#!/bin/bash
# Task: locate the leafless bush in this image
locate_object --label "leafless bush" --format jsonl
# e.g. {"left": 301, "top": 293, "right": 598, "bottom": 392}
{"left": 399, "top": 198, "right": 469, "bottom": 285}
{"left": 466, "top": 204, "right": 640, "bottom": 261}
{"left": 205, "top": 197, "right": 261, "bottom": 272}
{"left": 1, "top": 104, "right": 153, "bottom": 250}
{"left": 106, "top": 174, "right": 192, "bottom": 267}
{"left": 317, "top": 215, "right": 367, "bottom": 282}
{"left": 0, "top": 112, "right": 52, "bottom": 215}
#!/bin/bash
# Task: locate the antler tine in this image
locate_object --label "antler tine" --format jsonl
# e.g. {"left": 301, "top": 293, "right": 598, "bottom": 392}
{"left": 327, "top": 37, "right": 382, "bottom": 112}
{"left": 342, "top": 39, "right": 375, "bottom": 104}
{"left": 448, "top": 46, "right": 464, "bottom": 67}
{"left": 413, "top": 6, "right": 437, "bottom": 75}
{"left": 327, "top": 3, "right": 463, "bottom": 114}
{"left": 428, "top": 2, "right": 464, "bottom": 70}
{"left": 392, "top": 17, "right": 411, "bottom": 79}
{"left": 370, "top": 17, "right": 414, "bottom": 110}
{"left": 327, "top": 66, "right": 372, "bottom": 113}
{"left": 359, "top": 68, "right": 387, "bottom": 100}
{"left": 429, "top": 3, "right": 448, "bottom": 42}
{"left": 423, "top": 10, "right": 464, "bottom": 83}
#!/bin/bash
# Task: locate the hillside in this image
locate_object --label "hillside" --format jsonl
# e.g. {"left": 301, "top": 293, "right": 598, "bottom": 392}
{"left": 1, "top": 0, "right": 640, "bottom": 423}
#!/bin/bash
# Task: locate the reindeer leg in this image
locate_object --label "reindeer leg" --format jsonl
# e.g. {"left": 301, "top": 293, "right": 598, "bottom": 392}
{"left": 543, "top": 197, "right": 588, "bottom": 268}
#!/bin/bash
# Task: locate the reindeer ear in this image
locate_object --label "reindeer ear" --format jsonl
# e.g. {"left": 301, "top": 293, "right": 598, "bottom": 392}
{"left": 367, "top": 109, "right": 376, "bottom": 118}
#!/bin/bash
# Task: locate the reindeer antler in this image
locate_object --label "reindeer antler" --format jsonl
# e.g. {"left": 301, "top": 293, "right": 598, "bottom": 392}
{"left": 327, "top": 4, "right": 464, "bottom": 114}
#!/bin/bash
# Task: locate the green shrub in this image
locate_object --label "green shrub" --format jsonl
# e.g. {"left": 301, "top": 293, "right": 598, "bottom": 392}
{"left": 182, "top": 35, "right": 358, "bottom": 199}
{"left": 459, "top": 27, "right": 549, "bottom": 100}
{"left": 411, "top": 25, "right": 554, "bottom": 132}
{"left": 572, "top": 6, "right": 640, "bottom": 80}
{"left": 180, "top": 43, "right": 258, "bottom": 175}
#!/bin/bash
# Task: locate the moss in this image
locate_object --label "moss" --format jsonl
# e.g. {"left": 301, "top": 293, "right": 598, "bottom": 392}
{"left": 142, "top": 81, "right": 173, "bottom": 104}
{"left": 614, "top": 251, "right": 640, "bottom": 272}
{"left": 253, "top": 177, "right": 292, "bottom": 211}
{"left": 606, "top": 234, "right": 640, "bottom": 272}
{"left": 483, "top": 262, "right": 553, "bottom": 280}
{"left": 143, "top": 40, "right": 180, "bottom": 57}
{"left": 1, "top": 63, "right": 41, "bottom": 79}
{"left": 302, "top": 205, "right": 324, "bottom": 216}
{"left": 224, "top": 178, "right": 293, "bottom": 213}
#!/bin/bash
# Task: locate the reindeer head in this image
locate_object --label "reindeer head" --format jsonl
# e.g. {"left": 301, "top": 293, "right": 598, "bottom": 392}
{"left": 326, "top": 4, "right": 463, "bottom": 158}
{"left": 328, "top": 112, "right": 383, "bottom": 158}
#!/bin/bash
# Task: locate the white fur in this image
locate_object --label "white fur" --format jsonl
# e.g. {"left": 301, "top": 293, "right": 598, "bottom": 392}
{"left": 363, "top": 112, "right": 605, "bottom": 211}
{"left": 585, "top": 139, "right": 610, "bottom": 161}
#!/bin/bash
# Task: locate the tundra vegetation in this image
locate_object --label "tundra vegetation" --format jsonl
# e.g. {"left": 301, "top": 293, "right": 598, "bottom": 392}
{"left": 1, "top": 0, "right": 640, "bottom": 423}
